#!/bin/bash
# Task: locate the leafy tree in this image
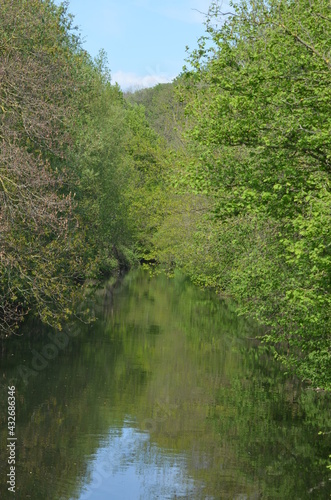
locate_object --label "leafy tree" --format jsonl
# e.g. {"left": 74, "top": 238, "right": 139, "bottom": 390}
{"left": 71, "top": 54, "right": 137, "bottom": 276}
{"left": 0, "top": 0, "right": 168, "bottom": 335}
{"left": 173, "top": 0, "right": 331, "bottom": 388}
{"left": 0, "top": 0, "right": 89, "bottom": 334}
{"left": 125, "top": 82, "right": 185, "bottom": 148}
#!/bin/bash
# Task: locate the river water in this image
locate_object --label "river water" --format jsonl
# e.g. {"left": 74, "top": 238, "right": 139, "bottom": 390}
{"left": 0, "top": 269, "right": 330, "bottom": 499}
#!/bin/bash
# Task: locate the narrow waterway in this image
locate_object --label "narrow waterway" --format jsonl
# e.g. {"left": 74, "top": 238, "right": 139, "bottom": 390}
{"left": 0, "top": 270, "right": 330, "bottom": 499}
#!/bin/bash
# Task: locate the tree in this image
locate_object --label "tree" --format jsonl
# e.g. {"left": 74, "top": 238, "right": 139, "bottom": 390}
{"left": 0, "top": 0, "right": 87, "bottom": 334}
{"left": 176, "top": 0, "right": 331, "bottom": 388}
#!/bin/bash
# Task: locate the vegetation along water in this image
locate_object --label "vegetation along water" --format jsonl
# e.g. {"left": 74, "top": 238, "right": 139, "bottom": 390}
{"left": 0, "top": 0, "right": 330, "bottom": 498}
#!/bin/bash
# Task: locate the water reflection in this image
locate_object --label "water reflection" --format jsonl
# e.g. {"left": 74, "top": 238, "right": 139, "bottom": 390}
{"left": 0, "top": 269, "right": 330, "bottom": 499}
{"left": 78, "top": 426, "right": 198, "bottom": 500}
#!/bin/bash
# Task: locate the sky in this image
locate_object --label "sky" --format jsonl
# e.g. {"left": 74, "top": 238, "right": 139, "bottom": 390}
{"left": 55, "top": 0, "right": 230, "bottom": 91}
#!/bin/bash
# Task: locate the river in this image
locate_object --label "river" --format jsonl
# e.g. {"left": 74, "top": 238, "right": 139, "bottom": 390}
{"left": 0, "top": 269, "right": 330, "bottom": 499}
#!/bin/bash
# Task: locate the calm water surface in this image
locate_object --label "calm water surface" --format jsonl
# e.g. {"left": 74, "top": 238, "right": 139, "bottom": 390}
{"left": 0, "top": 270, "right": 330, "bottom": 499}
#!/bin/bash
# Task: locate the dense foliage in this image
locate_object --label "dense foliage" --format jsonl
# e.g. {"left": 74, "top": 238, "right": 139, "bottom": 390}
{"left": 127, "top": 1, "right": 330, "bottom": 390}
{"left": 0, "top": 0, "right": 163, "bottom": 335}
{"left": 0, "top": 0, "right": 86, "bottom": 333}
{"left": 152, "top": 0, "right": 330, "bottom": 389}
{"left": 0, "top": 0, "right": 330, "bottom": 391}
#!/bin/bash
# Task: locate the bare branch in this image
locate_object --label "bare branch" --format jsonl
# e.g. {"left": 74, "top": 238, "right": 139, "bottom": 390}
{"left": 191, "top": 8, "right": 235, "bottom": 17}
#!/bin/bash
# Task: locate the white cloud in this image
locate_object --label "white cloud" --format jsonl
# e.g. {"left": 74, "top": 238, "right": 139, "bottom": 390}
{"left": 112, "top": 70, "right": 173, "bottom": 91}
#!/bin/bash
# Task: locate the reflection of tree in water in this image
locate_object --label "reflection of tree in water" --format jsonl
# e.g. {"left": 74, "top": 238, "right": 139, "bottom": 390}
{"left": 0, "top": 270, "right": 330, "bottom": 499}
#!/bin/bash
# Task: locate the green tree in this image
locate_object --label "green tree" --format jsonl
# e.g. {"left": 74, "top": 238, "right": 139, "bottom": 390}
{"left": 0, "top": 0, "right": 89, "bottom": 334}
{"left": 175, "top": 0, "right": 331, "bottom": 388}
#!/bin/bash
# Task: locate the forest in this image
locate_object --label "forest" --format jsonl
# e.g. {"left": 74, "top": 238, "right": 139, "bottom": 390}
{"left": 0, "top": 0, "right": 330, "bottom": 391}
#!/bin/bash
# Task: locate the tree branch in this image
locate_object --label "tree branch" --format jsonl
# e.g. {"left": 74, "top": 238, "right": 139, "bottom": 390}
{"left": 280, "top": 23, "right": 331, "bottom": 69}
{"left": 191, "top": 8, "right": 235, "bottom": 17}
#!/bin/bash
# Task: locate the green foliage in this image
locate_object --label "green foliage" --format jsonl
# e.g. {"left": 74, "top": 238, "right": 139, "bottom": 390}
{"left": 1, "top": 0, "right": 329, "bottom": 394}
{"left": 125, "top": 82, "right": 185, "bottom": 148}
{"left": 72, "top": 62, "right": 136, "bottom": 275}
{"left": 0, "top": 1, "right": 165, "bottom": 334}
{"left": 155, "top": 0, "right": 331, "bottom": 389}
{"left": 0, "top": 0, "right": 89, "bottom": 333}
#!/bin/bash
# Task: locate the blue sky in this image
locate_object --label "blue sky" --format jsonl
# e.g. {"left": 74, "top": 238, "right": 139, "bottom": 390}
{"left": 56, "top": 0, "right": 230, "bottom": 90}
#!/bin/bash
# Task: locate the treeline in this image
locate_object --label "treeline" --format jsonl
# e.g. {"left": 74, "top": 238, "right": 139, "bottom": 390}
{"left": 128, "top": 0, "right": 331, "bottom": 389}
{"left": 1, "top": 0, "right": 330, "bottom": 389}
{"left": 0, "top": 0, "right": 163, "bottom": 335}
